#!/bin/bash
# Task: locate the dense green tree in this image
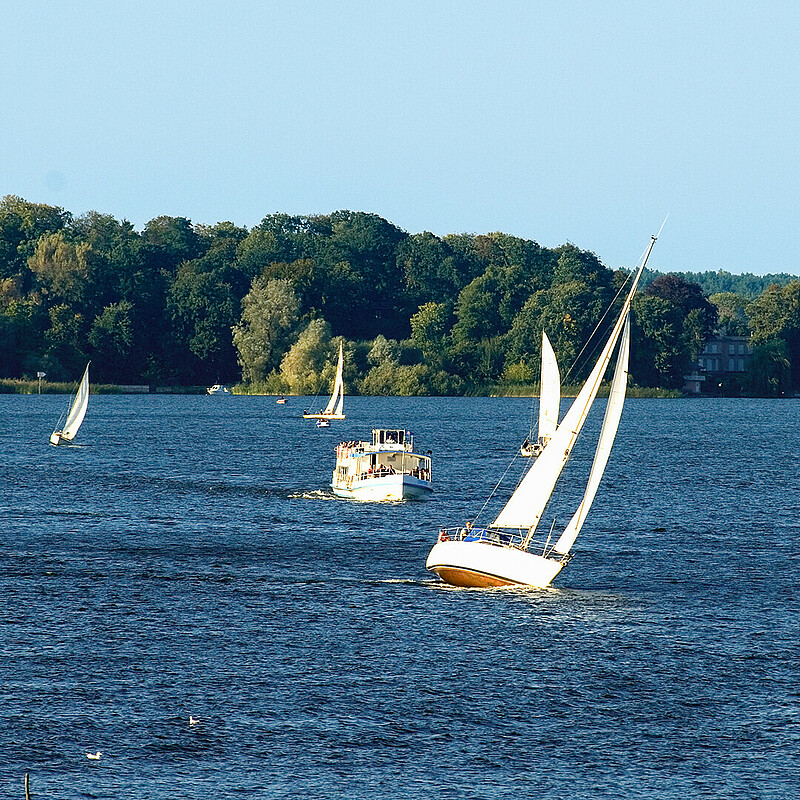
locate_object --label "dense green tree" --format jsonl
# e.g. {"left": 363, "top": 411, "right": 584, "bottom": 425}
{"left": 279, "top": 319, "right": 334, "bottom": 395}
{"left": 232, "top": 277, "right": 301, "bottom": 383}
{"left": 744, "top": 338, "right": 791, "bottom": 396}
{"left": 141, "top": 215, "right": 204, "bottom": 273}
{"left": 0, "top": 196, "right": 71, "bottom": 280}
{"left": 28, "top": 231, "right": 91, "bottom": 304}
{"left": 168, "top": 267, "right": 238, "bottom": 381}
{"left": 88, "top": 301, "right": 133, "bottom": 383}
{"left": 747, "top": 281, "right": 800, "bottom": 389}
{"left": 41, "top": 304, "right": 86, "bottom": 379}
{"left": 709, "top": 292, "right": 750, "bottom": 335}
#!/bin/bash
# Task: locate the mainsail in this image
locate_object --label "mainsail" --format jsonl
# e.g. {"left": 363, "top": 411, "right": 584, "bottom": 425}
{"left": 59, "top": 362, "right": 90, "bottom": 441}
{"left": 322, "top": 342, "right": 345, "bottom": 416}
{"left": 552, "top": 314, "right": 631, "bottom": 555}
{"left": 492, "top": 235, "right": 657, "bottom": 535}
{"left": 538, "top": 331, "right": 560, "bottom": 440}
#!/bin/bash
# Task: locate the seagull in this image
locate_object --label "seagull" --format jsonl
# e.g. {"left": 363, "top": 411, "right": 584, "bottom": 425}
{"left": 87, "top": 751, "right": 102, "bottom": 760}
{"left": 189, "top": 716, "right": 199, "bottom": 725}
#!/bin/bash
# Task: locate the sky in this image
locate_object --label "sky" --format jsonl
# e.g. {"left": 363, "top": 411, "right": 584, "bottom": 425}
{"left": 3, "top": 0, "right": 799, "bottom": 275}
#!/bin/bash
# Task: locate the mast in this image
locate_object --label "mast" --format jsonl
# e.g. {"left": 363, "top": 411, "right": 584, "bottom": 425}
{"left": 492, "top": 234, "right": 658, "bottom": 536}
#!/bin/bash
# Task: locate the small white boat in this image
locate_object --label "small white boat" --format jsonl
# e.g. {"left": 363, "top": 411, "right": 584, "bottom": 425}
{"left": 206, "top": 384, "right": 230, "bottom": 395}
{"left": 50, "top": 363, "right": 90, "bottom": 446}
{"left": 332, "top": 429, "right": 432, "bottom": 501}
{"left": 521, "top": 331, "right": 560, "bottom": 456}
{"left": 316, "top": 418, "right": 330, "bottom": 428}
{"left": 426, "top": 232, "right": 660, "bottom": 588}
{"left": 303, "top": 343, "right": 345, "bottom": 421}
{"left": 276, "top": 396, "right": 287, "bottom": 404}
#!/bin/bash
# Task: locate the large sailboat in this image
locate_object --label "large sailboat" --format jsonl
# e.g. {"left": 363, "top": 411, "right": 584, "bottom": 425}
{"left": 50, "top": 362, "right": 90, "bottom": 446}
{"left": 520, "top": 331, "right": 560, "bottom": 457}
{"left": 426, "top": 234, "right": 659, "bottom": 588}
{"left": 303, "top": 342, "right": 345, "bottom": 421}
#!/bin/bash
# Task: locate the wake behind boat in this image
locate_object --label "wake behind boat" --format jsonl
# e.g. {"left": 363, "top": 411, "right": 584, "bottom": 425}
{"left": 303, "top": 342, "right": 345, "bottom": 421}
{"left": 50, "top": 362, "right": 90, "bottom": 446}
{"left": 426, "top": 233, "right": 660, "bottom": 588}
{"left": 332, "top": 428, "right": 432, "bottom": 501}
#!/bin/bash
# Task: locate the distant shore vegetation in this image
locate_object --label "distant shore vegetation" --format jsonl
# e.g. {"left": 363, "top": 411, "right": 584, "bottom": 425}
{"left": 2, "top": 195, "right": 799, "bottom": 397}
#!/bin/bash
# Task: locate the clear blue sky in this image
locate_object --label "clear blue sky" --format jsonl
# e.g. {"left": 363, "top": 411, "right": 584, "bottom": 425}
{"left": 3, "top": 1, "right": 798, "bottom": 275}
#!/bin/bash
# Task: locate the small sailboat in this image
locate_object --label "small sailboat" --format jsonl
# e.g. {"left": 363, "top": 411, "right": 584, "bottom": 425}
{"left": 426, "top": 233, "right": 659, "bottom": 588}
{"left": 521, "top": 331, "right": 560, "bottom": 457}
{"left": 302, "top": 342, "right": 345, "bottom": 421}
{"left": 50, "top": 362, "right": 90, "bottom": 446}
{"left": 331, "top": 429, "right": 433, "bottom": 501}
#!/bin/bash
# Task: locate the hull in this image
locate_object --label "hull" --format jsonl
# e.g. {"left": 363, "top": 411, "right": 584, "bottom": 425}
{"left": 303, "top": 413, "right": 345, "bottom": 420}
{"left": 49, "top": 431, "right": 73, "bottom": 446}
{"left": 425, "top": 539, "right": 565, "bottom": 588}
{"left": 332, "top": 474, "right": 432, "bottom": 502}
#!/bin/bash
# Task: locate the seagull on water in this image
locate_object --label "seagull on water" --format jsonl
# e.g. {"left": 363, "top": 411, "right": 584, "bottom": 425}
{"left": 87, "top": 751, "right": 102, "bottom": 760}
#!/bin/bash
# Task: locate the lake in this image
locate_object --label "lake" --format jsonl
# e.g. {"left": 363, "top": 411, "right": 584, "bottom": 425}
{"left": 1, "top": 394, "right": 799, "bottom": 798}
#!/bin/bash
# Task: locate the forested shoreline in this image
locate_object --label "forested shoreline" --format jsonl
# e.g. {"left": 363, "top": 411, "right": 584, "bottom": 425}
{"left": 2, "top": 195, "right": 800, "bottom": 397}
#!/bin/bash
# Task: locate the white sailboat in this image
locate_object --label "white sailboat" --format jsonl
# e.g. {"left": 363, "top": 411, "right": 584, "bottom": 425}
{"left": 50, "top": 362, "right": 90, "bottom": 446}
{"left": 426, "top": 234, "right": 659, "bottom": 588}
{"left": 520, "top": 331, "right": 560, "bottom": 457}
{"left": 303, "top": 342, "right": 346, "bottom": 421}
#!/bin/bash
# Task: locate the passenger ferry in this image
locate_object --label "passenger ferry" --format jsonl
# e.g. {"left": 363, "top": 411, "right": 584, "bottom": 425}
{"left": 331, "top": 428, "right": 432, "bottom": 501}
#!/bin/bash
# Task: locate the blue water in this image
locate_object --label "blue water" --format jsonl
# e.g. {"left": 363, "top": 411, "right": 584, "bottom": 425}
{"left": 2, "top": 395, "right": 799, "bottom": 799}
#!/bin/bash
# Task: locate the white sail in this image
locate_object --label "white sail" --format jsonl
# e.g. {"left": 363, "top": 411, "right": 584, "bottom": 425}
{"left": 552, "top": 314, "right": 631, "bottom": 555}
{"left": 323, "top": 342, "right": 344, "bottom": 416}
{"left": 60, "top": 363, "right": 90, "bottom": 441}
{"left": 538, "top": 331, "right": 560, "bottom": 439}
{"left": 492, "top": 235, "right": 656, "bottom": 533}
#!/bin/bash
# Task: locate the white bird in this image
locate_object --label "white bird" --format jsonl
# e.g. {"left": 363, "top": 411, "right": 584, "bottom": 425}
{"left": 189, "top": 716, "right": 199, "bottom": 725}
{"left": 87, "top": 751, "right": 102, "bottom": 760}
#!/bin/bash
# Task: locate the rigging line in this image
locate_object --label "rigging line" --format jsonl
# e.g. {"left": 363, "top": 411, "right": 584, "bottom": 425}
{"left": 560, "top": 238, "right": 653, "bottom": 383}
{"left": 473, "top": 449, "right": 524, "bottom": 525}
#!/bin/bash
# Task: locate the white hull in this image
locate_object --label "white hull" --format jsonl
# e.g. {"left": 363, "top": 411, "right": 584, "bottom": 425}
{"left": 426, "top": 539, "right": 565, "bottom": 588}
{"left": 50, "top": 431, "right": 66, "bottom": 446}
{"left": 332, "top": 474, "right": 432, "bottom": 502}
{"left": 303, "top": 413, "right": 345, "bottom": 420}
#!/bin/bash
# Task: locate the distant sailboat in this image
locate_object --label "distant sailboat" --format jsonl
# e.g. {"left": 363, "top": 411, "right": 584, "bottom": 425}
{"left": 50, "top": 363, "right": 90, "bottom": 446}
{"left": 521, "top": 331, "right": 560, "bottom": 457}
{"left": 302, "top": 342, "right": 345, "bottom": 421}
{"left": 426, "top": 233, "right": 659, "bottom": 588}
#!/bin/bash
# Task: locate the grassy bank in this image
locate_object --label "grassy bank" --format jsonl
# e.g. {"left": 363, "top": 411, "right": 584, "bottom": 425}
{"left": 492, "top": 382, "right": 682, "bottom": 398}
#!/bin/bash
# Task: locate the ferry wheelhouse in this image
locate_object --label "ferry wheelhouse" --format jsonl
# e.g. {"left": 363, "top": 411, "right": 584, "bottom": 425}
{"left": 331, "top": 428, "right": 432, "bottom": 501}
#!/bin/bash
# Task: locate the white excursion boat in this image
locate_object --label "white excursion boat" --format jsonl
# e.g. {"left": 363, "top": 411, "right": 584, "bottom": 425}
{"left": 521, "top": 331, "right": 560, "bottom": 457}
{"left": 50, "top": 362, "right": 90, "bottom": 446}
{"left": 303, "top": 342, "right": 345, "bottom": 421}
{"left": 207, "top": 384, "right": 230, "bottom": 395}
{"left": 426, "top": 233, "right": 660, "bottom": 588}
{"left": 332, "top": 428, "right": 432, "bottom": 501}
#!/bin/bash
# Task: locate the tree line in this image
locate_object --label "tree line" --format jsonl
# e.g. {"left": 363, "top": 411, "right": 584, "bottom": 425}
{"left": 1, "top": 195, "right": 799, "bottom": 396}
